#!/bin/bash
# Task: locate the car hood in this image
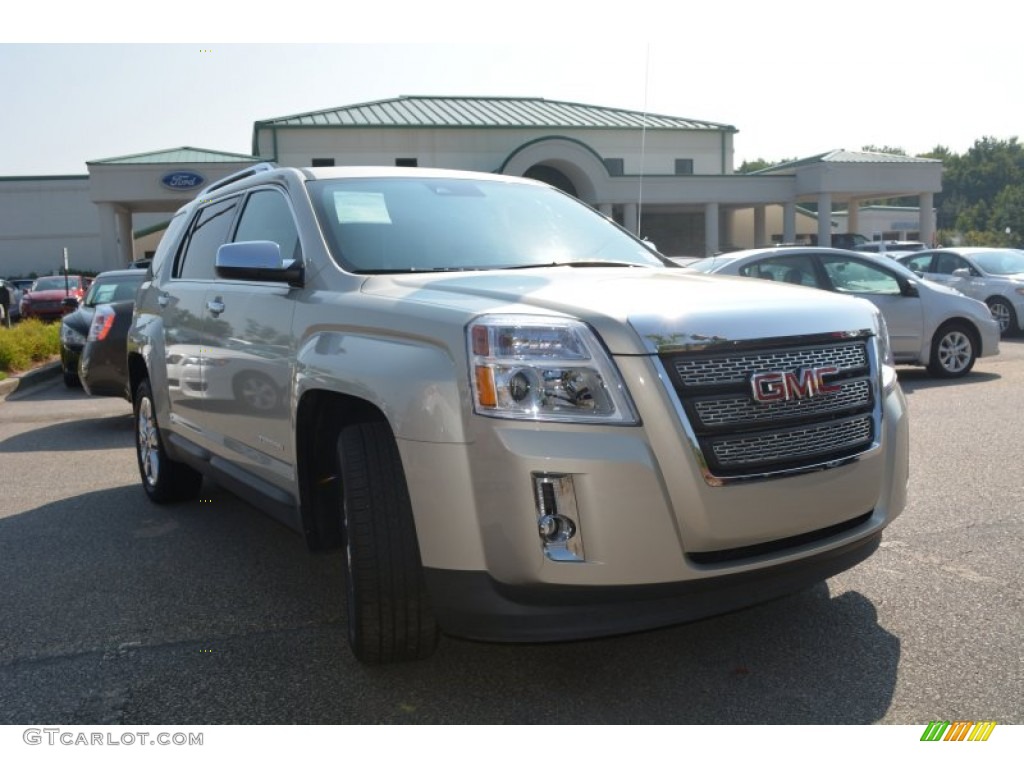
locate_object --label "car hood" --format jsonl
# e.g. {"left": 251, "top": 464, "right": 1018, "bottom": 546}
{"left": 25, "top": 288, "right": 79, "bottom": 300}
{"left": 361, "top": 268, "right": 880, "bottom": 355}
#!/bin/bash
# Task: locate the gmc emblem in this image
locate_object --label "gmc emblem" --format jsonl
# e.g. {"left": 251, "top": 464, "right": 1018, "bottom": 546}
{"left": 750, "top": 366, "right": 841, "bottom": 403}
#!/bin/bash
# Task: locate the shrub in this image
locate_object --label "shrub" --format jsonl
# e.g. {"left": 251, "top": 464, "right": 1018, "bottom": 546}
{"left": 0, "top": 319, "right": 61, "bottom": 374}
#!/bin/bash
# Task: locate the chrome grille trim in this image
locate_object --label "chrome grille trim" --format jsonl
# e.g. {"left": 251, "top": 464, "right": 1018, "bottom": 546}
{"left": 658, "top": 334, "right": 881, "bottom": 483}
{"left": 694, "top": 379, "right": 871, "bottom": 427}
{"left": 710, "top": 416, "right": 873, "bottom": 467}
{"left": 672, "top": 342, "right": 867, "bottom": 387}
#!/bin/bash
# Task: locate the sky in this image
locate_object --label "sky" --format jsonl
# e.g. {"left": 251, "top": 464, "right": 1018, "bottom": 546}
{"left": 2, "top": 1, "right": 1021, "bottom": 177}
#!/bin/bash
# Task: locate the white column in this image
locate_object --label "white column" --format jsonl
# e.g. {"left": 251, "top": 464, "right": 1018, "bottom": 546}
{"left": 783, "top": 202, "right": 797, "bottom": 244}
{"left": 817, "top": 193, "right": 833, "bottom": 246}
{"left": 97, "top": 203, "right": 120, "bottom": 272}
{"left": 598, "top": 203, "right": 613, "bottom": 219}
{"left": 704, "top": 203, "right": 720, "bottom": 256}
{"left": 847, "top": 201, "right": 860, "bottom": 238}
{"left": 919, "top": 192, "right": 935, "bottom": 246}
{"left": 115, "top": 208, "right": 134, "bottom": 267}
{"left": 753, "top": 206, "right": 766, "bottom": 247}
{"left": 623, "top": 203, "right": 639, "bottom": 235}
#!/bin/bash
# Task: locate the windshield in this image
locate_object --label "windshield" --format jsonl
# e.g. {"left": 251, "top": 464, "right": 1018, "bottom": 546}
{"left": 82, "top": 274, "right": 145, "bottom": 307}
{"left": 32, "top": 276, "right": 80, "bottom": 292}
{"left": 308, "top": 177, "right": 667, "bottom": 273}
{"left": 971, "top": 249, "right": 1024, "bottom": 275}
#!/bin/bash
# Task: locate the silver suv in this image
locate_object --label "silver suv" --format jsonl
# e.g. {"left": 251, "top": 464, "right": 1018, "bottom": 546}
{"left": 128, "top": 164, "right": 910, "bottom": 663}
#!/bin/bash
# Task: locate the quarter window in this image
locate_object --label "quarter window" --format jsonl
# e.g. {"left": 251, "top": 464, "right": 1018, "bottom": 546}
{"left": 176, "top": 198, "right": 239, "bottom": 280}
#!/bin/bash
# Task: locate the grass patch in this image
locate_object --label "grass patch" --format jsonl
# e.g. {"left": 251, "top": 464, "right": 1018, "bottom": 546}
{"left": 0, "top": 319, "right": 61, "bottom": 375}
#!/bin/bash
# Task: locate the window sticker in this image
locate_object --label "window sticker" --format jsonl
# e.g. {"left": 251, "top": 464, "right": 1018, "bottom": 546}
{"left": 333, "top": 192, "right": 392, "bottom": 224}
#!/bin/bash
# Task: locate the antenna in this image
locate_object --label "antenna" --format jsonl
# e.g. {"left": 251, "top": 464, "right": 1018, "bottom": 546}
{"left": 637, "top": 44, "right": 650, "bottom": 239}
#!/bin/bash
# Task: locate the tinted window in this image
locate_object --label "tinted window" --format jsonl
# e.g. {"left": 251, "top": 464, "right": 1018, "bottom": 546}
{"left": 176, "top": 198, "right": 239, "bottom": 280}
{"left": 901, "top": 254, "right": 933, "bottom": 273}
{"left": 233, "top": 189, "right": 301, "bottom": 262}
{"left": 934, "top": 253, "right": 970, "bottom": 275}
{"left": 822, "top": 257, "right": 901, "bottom": 295}
{"left": 739, "top": 255, "right": 818, "bottom": 286}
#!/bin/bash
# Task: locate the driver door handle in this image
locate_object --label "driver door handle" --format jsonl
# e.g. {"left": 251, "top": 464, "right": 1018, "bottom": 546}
{"left": 207, "top": 299, "right": 225, "bottom": 316}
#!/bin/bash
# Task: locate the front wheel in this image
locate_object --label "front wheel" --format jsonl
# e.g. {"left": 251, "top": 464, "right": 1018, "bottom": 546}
{"left": 927, "top": 323, "right": 977, "bottom": 378}
{"left": 337, "top": 421, "right": 438, "bottom": 664}
{"left": 134, "top": 378, "right": 203, "bottom": 503}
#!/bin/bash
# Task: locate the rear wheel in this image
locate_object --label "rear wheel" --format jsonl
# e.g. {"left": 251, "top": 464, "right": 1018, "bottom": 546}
{"left": 62, "top": 364, "right": 80, "bottom": 388}
{"left": 134, "top": 378, "right": 203, "bottom": 503}
{"left": 927, "top": 323, "right": 977, "bottom": 378}
{"left": 337, "top": 421, "right": 438, "bottom": 664}
{"left": 986, "top": 297, "right": 1017, "bottom": 338}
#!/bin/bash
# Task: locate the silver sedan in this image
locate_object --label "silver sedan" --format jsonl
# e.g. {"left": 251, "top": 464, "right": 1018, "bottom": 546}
{"left": 897, "top": 248, "right": 1024, "bottom": 337}
{"left": 685, "top": 246, "right": 1001, "bottom": 378}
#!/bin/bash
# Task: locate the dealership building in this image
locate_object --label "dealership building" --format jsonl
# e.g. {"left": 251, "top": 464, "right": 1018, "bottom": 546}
{"left": 0, "top": 96, "right": 943, "bottom": 277}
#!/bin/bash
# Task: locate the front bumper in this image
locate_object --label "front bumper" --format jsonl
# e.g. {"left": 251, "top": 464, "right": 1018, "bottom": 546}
{"left": 425, "top": 530, "right": 880, "bottom": 642}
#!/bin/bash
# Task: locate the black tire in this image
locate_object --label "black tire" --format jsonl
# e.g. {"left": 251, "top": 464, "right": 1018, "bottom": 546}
{"left": 926, "top": 323, "right": 977, "bottom": 378}
{"left": 337, "top": 421, "right": 438, "bottom": 664}
{"left": 986, "top": 297, "right": 1018, "bottom": 338}
{"left": 134, "top": 378, "right": 203, "bottom": 503}
{"left": 62, "top": 367, "right": 80, "bottom": 388}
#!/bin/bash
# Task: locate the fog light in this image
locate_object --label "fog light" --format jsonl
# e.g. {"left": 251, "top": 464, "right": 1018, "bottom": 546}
{"left": 533, "top": 473, "right": 584, "bottom": 562}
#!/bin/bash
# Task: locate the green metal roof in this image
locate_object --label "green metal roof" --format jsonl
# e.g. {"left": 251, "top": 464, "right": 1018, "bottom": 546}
{"left": 255, "top": 96, "right": 736, "bottom": 132}
{"left": 88, "top": 146, "right": 263, "bottom": 165}
{"left": 753, "top": 149, "right": 940, "bottom": 174}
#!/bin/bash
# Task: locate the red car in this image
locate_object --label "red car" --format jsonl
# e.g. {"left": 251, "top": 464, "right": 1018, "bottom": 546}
{"left": 19, "top": 275, "right": 90, "bottom": 321}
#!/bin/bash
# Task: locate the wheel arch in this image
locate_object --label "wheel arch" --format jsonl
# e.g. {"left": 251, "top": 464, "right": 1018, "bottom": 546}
{"left": 295, "top": 389, "right": 390, "bottom": 551}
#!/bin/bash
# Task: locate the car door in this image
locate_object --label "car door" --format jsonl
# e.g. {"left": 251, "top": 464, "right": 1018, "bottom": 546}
{"left": 199, "top": 186, "right": 300, "bottom": 489}
{"left": 933, "top": 251, "right": 986, "bottom": 301}
{"left": 163, "top": 196, "right": 241, "bottom": 443}
{"left": 818, "top": 254, "right": 924, "bottom": 361}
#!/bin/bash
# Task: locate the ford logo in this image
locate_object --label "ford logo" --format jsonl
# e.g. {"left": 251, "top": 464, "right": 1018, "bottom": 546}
{"left": 160, "top": 171, "right": 205, "bottom": 191}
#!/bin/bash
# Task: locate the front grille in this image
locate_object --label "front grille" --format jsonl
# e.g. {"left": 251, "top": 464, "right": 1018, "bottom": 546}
{"left": 662, "top": 336, "right": 877, "bottom": 478}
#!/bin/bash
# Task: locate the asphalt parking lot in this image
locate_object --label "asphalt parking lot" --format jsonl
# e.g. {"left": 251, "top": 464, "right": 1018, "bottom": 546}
{"left": 0, "top": 343, "right": 1021, "bottom": 725}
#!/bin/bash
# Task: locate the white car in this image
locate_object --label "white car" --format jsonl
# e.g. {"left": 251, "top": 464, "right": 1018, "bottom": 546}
{"left": 686, "top": 247, "right": 1001, "bottom": 378}
{"left": 897, "top": 248, "right": 1024, "bottom": 337}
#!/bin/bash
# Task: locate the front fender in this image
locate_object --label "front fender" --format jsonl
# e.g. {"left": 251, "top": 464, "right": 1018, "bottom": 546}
{"left": 295, "top": 330, "right": 468, "bottom": 443}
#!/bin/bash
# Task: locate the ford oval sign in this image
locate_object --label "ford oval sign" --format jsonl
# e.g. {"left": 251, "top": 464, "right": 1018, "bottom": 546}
{"left": 160, "top": 171, "right": 205, "bottom": 191}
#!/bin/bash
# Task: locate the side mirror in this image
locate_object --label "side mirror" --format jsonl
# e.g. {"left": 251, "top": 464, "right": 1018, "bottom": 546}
{"left": 215, "top": 241, "right": 304, "bottom": 286}
{"left": 902, "top": 281, "right": 920, "bottom": 298}
{"left": 952, "top": 268, "right": 971, "bottom": 278}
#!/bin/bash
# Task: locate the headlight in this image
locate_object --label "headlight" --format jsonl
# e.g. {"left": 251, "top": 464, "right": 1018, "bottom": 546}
{"left": 468, "top": 315, "right": 638, "bottom": 424}
{"left": 874, "top": 310, "right": 898, "bottom": 393}
{"left": 60, "top": 323, "right": 86, "bottom": 346}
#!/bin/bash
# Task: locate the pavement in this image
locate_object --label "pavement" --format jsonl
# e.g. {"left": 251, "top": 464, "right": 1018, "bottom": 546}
{"left": 0, "top": 360, "right": 61, "bottom": 401}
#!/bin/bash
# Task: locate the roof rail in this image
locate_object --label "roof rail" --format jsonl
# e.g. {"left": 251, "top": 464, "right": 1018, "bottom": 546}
{"left": 198, "top": 162, "right": 278, "bottom": 196}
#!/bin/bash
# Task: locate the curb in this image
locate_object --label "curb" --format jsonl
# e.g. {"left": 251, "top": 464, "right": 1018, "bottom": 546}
{"left": 0, "top": 361, "right": 62, "bottom": 401}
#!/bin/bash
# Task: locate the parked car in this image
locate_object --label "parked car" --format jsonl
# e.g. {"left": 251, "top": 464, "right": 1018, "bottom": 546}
{"left": 897, "top": 248, "right": 1024, "bottom": 337}
{"left": 20, "top": 275, "right": 90, "bottom": 321}
{"left": 79, "top": 299, "right": 138, "bottom": 398}
{"left": 855, "top": 241, "right": 928, "bottom": 255}
{"left": 0, "top": 279, "right": 16, "bottom": 325}
{"left": 685, "top": 246, "right": 1000, "bottom": 378}
{"left": 126, "top": 164, "right": 911, "bottom": 664}
{"left": 60, "top": 269, "right": 145, "bottom": 387}
{"left": 5, "top": 279, "right": 32, "bottom": 321}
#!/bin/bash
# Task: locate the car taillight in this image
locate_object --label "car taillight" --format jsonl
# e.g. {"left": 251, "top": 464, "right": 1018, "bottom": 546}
{"left": 87, "top": 305, "right": 116, "bottom": 342}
